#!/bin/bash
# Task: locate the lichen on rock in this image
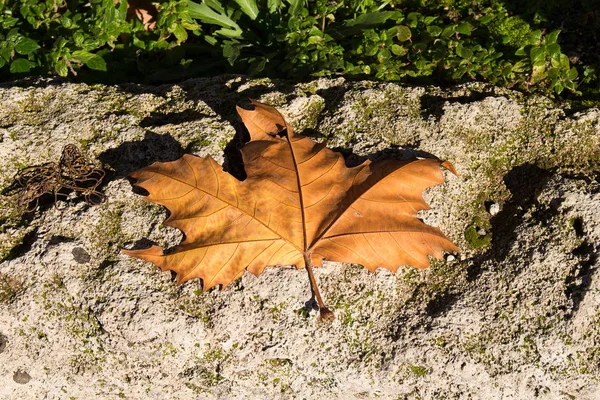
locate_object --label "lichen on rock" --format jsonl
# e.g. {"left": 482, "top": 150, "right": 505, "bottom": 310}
{"left": 0, "top": 76, "right": 599, "bottom": 399}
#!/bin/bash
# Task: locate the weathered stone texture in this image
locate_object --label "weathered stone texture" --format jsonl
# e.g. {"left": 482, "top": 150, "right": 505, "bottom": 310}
{"left": 0, "top": 76, "right": 599, "bottom": 399}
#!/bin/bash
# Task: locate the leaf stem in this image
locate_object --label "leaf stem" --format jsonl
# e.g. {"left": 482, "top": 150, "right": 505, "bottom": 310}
{"left": 304, "top": 252, "right": 335, "bottom": 321}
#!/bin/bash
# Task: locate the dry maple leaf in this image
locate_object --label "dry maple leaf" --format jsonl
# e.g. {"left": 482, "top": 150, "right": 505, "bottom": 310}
{"left": 123, "top": 100, "right": 458, "bottom": 320}
{"left": 114, "top": 0, "right": 158, "bottom": 30}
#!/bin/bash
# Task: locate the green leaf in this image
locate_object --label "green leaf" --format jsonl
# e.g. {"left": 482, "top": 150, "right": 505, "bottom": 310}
{"left": 1, "top": 16, "right": 19, "bottom": 29}
{"left": 456, "top": 42, "right": 464, "bottom": 57}
{"left": 550, "top": 52, "right": 561, "bottom": 68}
{"left": 248, "top": 58, "right": 266, "bottom": 75}
{"left": 10, "top": 58, "right": 34, "bottom": 73}
{"left": 546, "top": 43, "right": 560, "bottom": 57}
{"left": 287, "top": 0, "right": 303, "bottom": 16}
{"left": 0, "top": 47, "right": 11, "bottom": 63}
{"left": 532, "top": 63, "right": 546, "bottom": 82}
{"left": 71, "top": 50, "right": 96, "bottom": 63}
{"left": 15, "top": 38, "right": 40, "bottom": 55}
{"left": 268, "top": 0, "right": 282, "bottom": 13}
{"left": 377, "top": 48, "right": 391, "bottom": 63}
{"left": 456, "top": 23, "right": 471, "bottom": 35}
{"left": 329, "top": 12, "right": 402, "bottom": 39}
{"left": 223, "top": 41, "right": 240, "bottom": 65}
{"left": 61, "top": 16, "right": 73, "bottom": 29}
{"left": 73, "top": 32, "right": 85, "bottom": 47}
{"left": 407, "top": 12, "right": 421, "bottom": 28}
{"left": 133, "top": 35, "right": 146, "bottom": 49}
{"left": 117, "top": 0, "right": 128, "bottom": 18}
{"left": 554, "top": 83, "right": 564, "bottom": 94}
{"left": 233, "top": 0, "right": 259, "bottom": 20}
{"left": 441, "top": 25, "right": 455, "bottom": 38}
{"left": 456, "top": 43, "right": 474, "bottom": 59}
{"left": 55, "top": 59, "right": 68, "bottom": 77}
{"left": 478, "top": 14, "right": 494, "bottom": 24}
{"left": 565, "top": 80, "right": 575, "bottom": 90}
{"left": 566, "top": 67, "right": 578, "bottom": 80}
{"left": 365, "top": 43, "right": 378, "bottom": 57}
{"left": 71, "top": 50, "right": 107, "bottom": 71}
{"left": 559, "top": 53, "right": 570, "bottom": 69}
{"left": 461, "top": 47, "right": 473, "bottom": 60}
{"left": 173, "top": 24, "right": 188, "bottom": 43}
{"left": 395, "top": 25, "right": 411, "bottom": 42}
{"left": 215, "top": 27, "right": 244, "bottom": 38}
{"left": 530, "top": 47, "right": 546, "bottom": 63}
{"left": 501, "top": 65, "right": 513, "bottom": 77}
{"left": 515, "top": 46, "right": 526, "bottom": 56}
{"left": 188, "top": 1, "right": 241, "bottom": 33}
{"left": 6, "top": 28, "right": 19, "bottom": 41}
{"left": 545, "top": 30, "right": 560, "bottom": 44}
{"left": 415, "top": 60, "right": 427, "bottom": 70}
{"left": 84, "top": 55, "right": 107, "bottom": 72}
{"left": 512, "top": 60, "right": 528, "bottom": 73}
{"left": 424, "top": 16, "right": 437, "bottom": 25}
{"left": 391, "top": 44, "right": 407, "bottom": 56}
{"left": 205, "top": 35, "right": 218, "bottom": 46}
{"left": 308, "top": 35, "right": 323, "bottom": 45}
{"left": 452, "top": 65, "right": 467, "bottom": 78}
{"left": 528, "top": 30, "right": 542, "bottom": 45}
{"left": 427, "top": 26, "right": 442, "bottom": 37}
{"left": 548, "top": 69, "right": 560, "bottom": 79}
{"left": 204, "top": 0, "right": 226, "bottom": 13}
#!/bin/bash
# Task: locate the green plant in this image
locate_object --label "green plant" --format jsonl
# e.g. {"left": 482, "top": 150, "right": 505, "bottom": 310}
{"left": 513, "top": 29, "right": 580, "bottom": 94}
{"left": 175, "top": 0, "right": 590, "bottom": 95}
{"left": 0, "top": 0, "right": 202, "bottom": 80}
{"left": 0, "top": 0, "right": 597, "bottom": 97}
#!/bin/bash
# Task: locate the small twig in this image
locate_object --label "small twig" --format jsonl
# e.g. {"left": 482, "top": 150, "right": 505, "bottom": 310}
{"left": 64, "top": 58, "right": 77, "bottom": 76}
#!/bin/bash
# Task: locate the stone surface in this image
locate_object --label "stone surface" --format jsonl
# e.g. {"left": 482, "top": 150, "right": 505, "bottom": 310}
{"left": 0, "top": 76, "right": 599, "bottom": 399}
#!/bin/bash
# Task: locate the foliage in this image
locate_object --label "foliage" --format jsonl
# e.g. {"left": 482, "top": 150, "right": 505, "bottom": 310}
{"left": 122, "top": 101, "right": 457, "bottom": 319}
{"left": 0, "top": 0, "right": 597, "bottom": 96}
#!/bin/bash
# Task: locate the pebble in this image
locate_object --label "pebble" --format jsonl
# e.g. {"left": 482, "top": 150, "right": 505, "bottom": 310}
{"left": 489, "top": 203, "right": 501, "bottom": 216}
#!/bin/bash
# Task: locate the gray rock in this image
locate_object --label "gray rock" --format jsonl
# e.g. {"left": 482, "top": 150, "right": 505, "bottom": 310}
{"left": 0, "top": 333, "right": 6, "bottom": 353}
{"left": 12, "top": 370, "right": 31, "bottom": 384}
{"left": 0, "top": 76, "right": 599, "bottom": 399}
{"left": 488, "top": 203, "right": 500, "bottom": 216}
{"left": 72, "top": 247, "right": 91, "bottom": 264}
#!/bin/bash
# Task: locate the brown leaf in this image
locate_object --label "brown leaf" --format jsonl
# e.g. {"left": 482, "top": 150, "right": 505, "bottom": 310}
{"left": 123, "top": 101, "right": 458, "bottom": 295}
{"left": 114, "top": 0, "right": 158, "bottom": 31}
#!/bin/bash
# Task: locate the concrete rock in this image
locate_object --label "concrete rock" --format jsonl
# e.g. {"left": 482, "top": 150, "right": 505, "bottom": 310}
{"left": 0, "top": 76, "right": 599, "bottom": 399}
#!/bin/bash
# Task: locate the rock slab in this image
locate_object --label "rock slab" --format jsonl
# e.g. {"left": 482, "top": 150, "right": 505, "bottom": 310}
{"left": 0, "top": 76, "right": 599, "bottom": 399}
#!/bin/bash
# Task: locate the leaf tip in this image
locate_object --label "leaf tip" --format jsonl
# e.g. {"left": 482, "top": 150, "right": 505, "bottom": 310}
{"left": 441, "top": 160, "right": 458, "bottom": 176}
